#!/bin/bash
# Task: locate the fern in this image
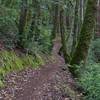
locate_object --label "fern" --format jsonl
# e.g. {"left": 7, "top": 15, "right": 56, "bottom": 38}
{"left": 0, "top": 50, "right": 44, "bottom": 87}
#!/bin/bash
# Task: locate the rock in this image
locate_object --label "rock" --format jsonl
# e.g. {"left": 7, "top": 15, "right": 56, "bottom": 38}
{"left": 65, "top": 98, "right": 70, "bottom": 100}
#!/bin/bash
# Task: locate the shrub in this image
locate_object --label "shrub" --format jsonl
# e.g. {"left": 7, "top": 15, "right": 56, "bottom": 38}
{"left": 78, "top": 63, "right": 100, "bottom": 100}
{"left": 93, "top": 39, "right": 100, "bottom": 62}
{"left": 0, "top": 50, "right": 44, "bottom": 87}
{"left": 0, "top": 6, "right": 18, "bottom": 49}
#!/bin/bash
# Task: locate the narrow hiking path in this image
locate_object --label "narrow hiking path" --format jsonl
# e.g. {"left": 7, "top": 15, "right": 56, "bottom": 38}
{"left": 0, "top": 38, "right": 82, "bottom": 100}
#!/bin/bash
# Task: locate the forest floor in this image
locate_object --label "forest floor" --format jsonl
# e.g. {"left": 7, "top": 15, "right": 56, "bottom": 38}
{"left": 0, "top": 38, "right": 82, "bottom": 100}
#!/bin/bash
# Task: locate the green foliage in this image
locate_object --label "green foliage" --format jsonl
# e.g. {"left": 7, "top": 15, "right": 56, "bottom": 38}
{"left": 0, "top": 0, "right": 51, "bottom": 89}
{"left": 0, "top": 0, "right": 52, "bottom": 53}
{"left": 24, "top": 28, "right": 52, "bottom": 54}
{"left": 78, "top": 63, "right": 100, "bottom": 100}
{"left": 0, "top": 5, "right": 19, "bottom": 48}
{"left": 76, "top": 39, "right": 100, "bottom": 100}
{"left": 87, "top": 38, "right": 100, "bottom": 63}
{"left": 93, "top": 39, "right": 100, "bottom": 62}
{"left": 0, "top": 80, "right": 4, "bottom": 88}
{"left": 37, "top": 28, "right": 52, "bottom": 53}
{"left": 0, "top": 50, "right": 44, "bottom": 87}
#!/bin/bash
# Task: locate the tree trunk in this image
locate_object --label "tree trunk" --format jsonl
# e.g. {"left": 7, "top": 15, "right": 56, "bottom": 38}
{"left": 95, "top": 0, "right": 100, "bottom": 38}
{"left": 17, "top": 0, "right": 28, "bottom": 47}
{"left": 28, "top": 0, "right": 41, "bottom": 42}
{"left": 60, "top": 8, "right": 70, "bottom": 63}
{"left": 52, "top": 2, "right": 60, "bottom": 38}
{"left": 71, "top": 0, "right": 80, "bottom": 55}
{"left": 70, "top": 0, "right": 97, "bottom": 66}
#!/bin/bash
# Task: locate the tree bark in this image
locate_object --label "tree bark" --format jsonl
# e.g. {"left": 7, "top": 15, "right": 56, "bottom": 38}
{"left": 28, "top": 0, "right": 41, "bottom": 42}
{"left": 60, "top": 8, "right": 70, "bottom": 63}
{"left": 52, "top": 2, "right": 60, "bottom": 38}
{"left": 71, "top": 0, "right": 80, "bottom": 56}
{"left": 70, "top": 0, "right": 97, "bottom": 66}
{"left": 17, "top": 0, "right": 28, "bottom": 47}
{"left": 95, "top": 0, "right": 100, "bottom": 38}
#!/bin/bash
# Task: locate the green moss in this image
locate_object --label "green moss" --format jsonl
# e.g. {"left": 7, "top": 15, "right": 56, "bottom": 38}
{"left": 0, "top": 50, "right": 44, "bottom": 87}
{"left": 71, "top": 0, "right": 96, "bottom": 66}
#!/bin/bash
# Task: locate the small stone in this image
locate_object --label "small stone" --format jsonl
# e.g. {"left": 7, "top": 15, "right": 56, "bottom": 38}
{"left": 65, "top": 98, "right": 70, "bottom": 100}
{"left": 0, "top": 96, "right": 3, "bottom": 99}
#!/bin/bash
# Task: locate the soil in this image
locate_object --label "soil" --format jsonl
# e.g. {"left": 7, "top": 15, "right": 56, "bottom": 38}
{"left": 0, "top": 38, "right": 82, "bottom": 100}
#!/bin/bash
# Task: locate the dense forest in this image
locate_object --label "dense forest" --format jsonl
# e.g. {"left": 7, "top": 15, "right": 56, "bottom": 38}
{"left": 0, "top": 0, "right": 100, "bottom": 100}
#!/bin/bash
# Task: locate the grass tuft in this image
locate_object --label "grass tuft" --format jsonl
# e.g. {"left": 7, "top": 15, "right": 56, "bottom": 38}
{"left": 0, "top": 50, "right": 44, "bottom": 87}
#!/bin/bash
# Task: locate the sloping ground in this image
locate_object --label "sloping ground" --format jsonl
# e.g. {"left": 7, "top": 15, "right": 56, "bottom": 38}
{"left": 0, "top": 38, "right": 82, "bottom": 100}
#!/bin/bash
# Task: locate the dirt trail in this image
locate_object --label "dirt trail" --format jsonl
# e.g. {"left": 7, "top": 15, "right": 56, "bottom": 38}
{"left": 0, "top": 38, "right": 82, "bottom": 100}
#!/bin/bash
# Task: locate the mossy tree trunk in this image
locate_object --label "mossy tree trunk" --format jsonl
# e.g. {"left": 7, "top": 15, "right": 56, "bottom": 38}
{"left": 70, "top": 0, "right": 97, "bottom": 66}
{"left": 52, "top": 2, "right": 60, "bottom": 39}
{"left": 28, "top": 0, "right": 41, "bottom": 42}
{"left": 71, "top": 0, "right": 80, "bottom": 55}
{"left": 17, "top": 0, "right": 28, "bottom": 47}
{"left": 96, "top": 0, "right": 100, "bottom": 38}
{"left": 60, "top": 8, "right": 70, "bottom": 63}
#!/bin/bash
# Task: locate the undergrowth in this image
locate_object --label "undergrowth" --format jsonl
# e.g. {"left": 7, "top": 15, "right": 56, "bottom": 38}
{"left": 77, "top": 63, "right": 100, "bottom": 100}
{"left": 76, "top": 39, "right": 100, "bottom": 100}
{"left": 0, "top": 50, "right": 44, "bottom": 87}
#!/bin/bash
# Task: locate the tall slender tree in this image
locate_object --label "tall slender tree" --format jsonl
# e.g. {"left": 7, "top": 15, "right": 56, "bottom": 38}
{"left": 52, "top": 1, "right": 60, "bottom": 38}
{"left": 96, "top": 0, "right": 100, "bottom": 38}
{"left": 17, "top": 0, "right": 28, "bottom": 47}
{"left": 60, "top": 7, "right": 70, "bottom": 63}
{"left": 28, "top": 0, "right": 41, "bottom": 42}
{"left": 71, "top": 0, "right": 80, "bottom": 55}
